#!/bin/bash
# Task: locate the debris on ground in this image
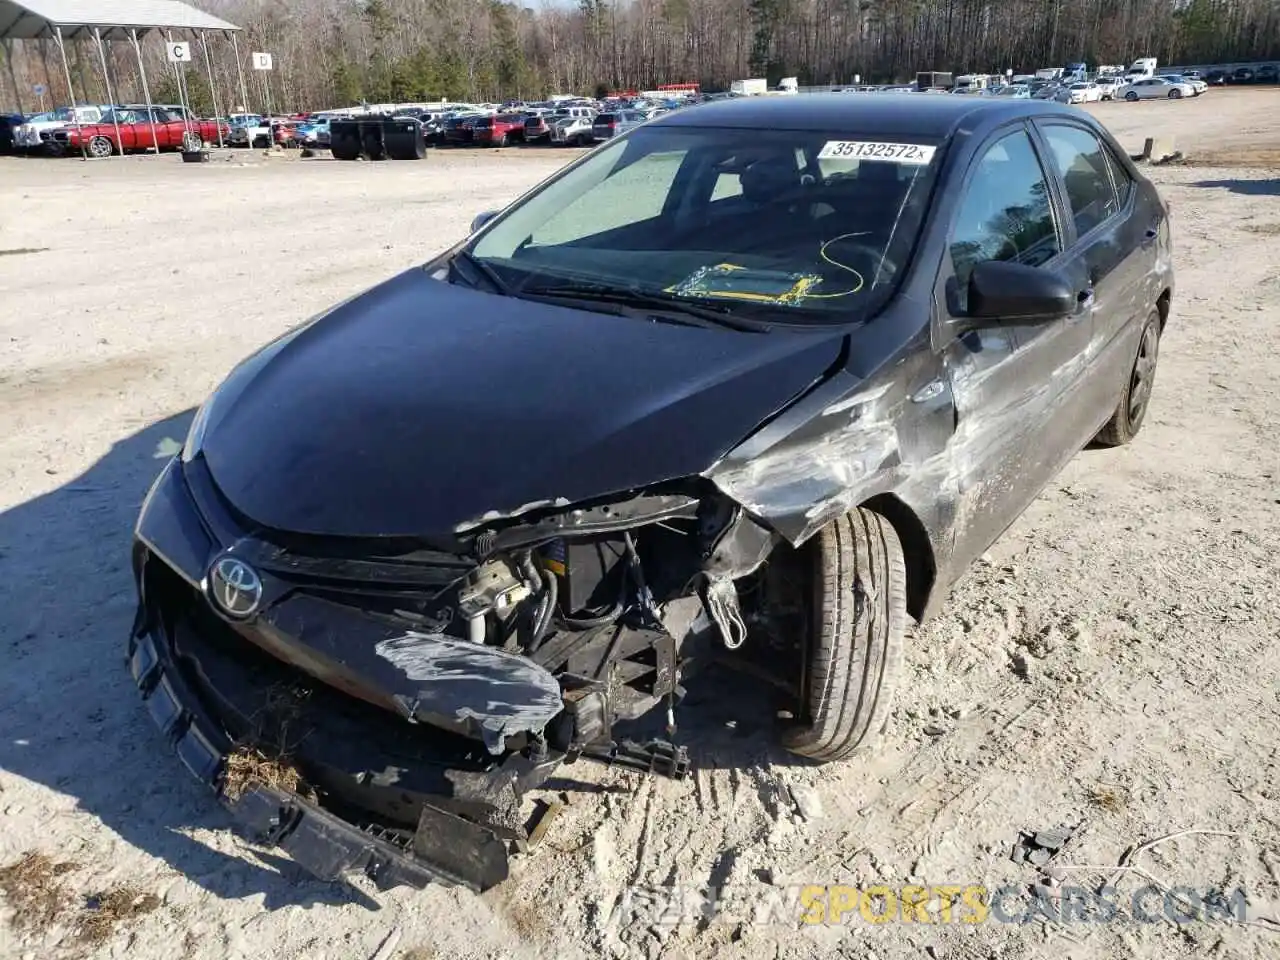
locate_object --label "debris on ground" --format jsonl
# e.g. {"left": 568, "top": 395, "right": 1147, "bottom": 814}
{"left": 368, "top": 924, "right": 403, "bottom": 960}
{"left": 789, "top": 784, "right": 825, "bottom": 821}
{"left": 1011, "top": 825, "right": 1078, "bottom": 867}
{"left": 75, "top": 886, "right": 161, "bottom": 945}
{"left": 0, "top": 851, "right": 78, "bottom": 936}
{"left": 520, "top": 798, "right": 567, "bottom": 852}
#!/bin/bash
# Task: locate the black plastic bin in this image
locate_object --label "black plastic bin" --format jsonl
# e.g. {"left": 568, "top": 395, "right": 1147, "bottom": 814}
{"left": 329, "top": 119, "right": 363, "bottom": 160}
{"left": 331, "top": 115, "right": 427, "bottom": 161}
{"left": 359, "top": 119, "right": 387, "bottom": 161}
{"left": 383, "top": 118, "right": 426, "bottom": 160}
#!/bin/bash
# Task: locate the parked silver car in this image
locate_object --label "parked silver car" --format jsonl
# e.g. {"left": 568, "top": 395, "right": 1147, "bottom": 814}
{"left": 591, "top": 110, "right": 646, "bottom": 141}
{"left": 548, "top": 115, "right": 595, "bottom": 146}
{"left": 1120, "top": 77, "right": 1196, "bottom": 100}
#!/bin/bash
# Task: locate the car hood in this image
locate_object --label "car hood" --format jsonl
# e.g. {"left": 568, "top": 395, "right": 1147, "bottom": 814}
{"left": 201, "top": 268, "right": 844, "bottom": 539}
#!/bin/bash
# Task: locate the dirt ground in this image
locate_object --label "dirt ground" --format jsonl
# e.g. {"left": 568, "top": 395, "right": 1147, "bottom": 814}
{"left": 2, "top": 88, "right": 1279, "bottom": 960}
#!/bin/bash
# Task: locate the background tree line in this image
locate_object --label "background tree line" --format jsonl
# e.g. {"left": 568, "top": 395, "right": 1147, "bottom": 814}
{"left": 3, "top": 0, "right": 1279, "bottom": 113}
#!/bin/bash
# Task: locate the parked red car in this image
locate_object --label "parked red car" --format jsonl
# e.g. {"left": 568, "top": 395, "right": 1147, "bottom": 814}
{"left": 65, "top": 106, "right": 229, "bottom": 157}
{"left": 471, "top": 113, "right": 526, "bottom": 147}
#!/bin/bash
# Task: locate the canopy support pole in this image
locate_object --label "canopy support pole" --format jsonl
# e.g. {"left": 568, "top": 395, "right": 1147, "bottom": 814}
{"left": 230, "top": 32, "right": 250, "bottom": 115}
{"left": 198, "top": 30, "right": 224, "bottom": 147}
{"left": 128, "top": 28, "right": 161, "bottom": 154}
{"left": 165, "top": 30, "right": 192, "bottom": 139}
{"left": 52, "top": 26, "right": 85, "bottom": 159}
{"left": 92, "top": 28, "right": 123, "bottom": 157}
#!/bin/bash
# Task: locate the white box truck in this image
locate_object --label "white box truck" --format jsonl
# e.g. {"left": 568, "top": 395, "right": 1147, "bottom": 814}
{"left": 730, "top": 78, "right": 768, "bottom": 96}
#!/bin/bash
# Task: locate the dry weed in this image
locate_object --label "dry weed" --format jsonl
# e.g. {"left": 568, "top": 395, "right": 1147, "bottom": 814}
{"left": 221, "top": 743, "right": 311, "bottom": 801}
{"left": 0, "top": 852, "right": 78, "bottom": 936}
{"left": 75, "top": 886, "right": 161, "bottom": 945}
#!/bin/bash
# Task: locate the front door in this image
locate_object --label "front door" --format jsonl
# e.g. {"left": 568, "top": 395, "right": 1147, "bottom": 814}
{"left": 1033, "top": 120, "right": 1154, "bottom": 428}
{"left": 934, "top": 124, "right": 1096, "bottom": 570}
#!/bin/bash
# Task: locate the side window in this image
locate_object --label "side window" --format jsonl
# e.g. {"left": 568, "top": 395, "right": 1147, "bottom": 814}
{"left": 529, "top": 150, "right": 685, "bottom": 246}
{"left": 1100, "top": 145, "right": 1133, "bottom": 205}
{"left": 710, "top": 172, "right": 743, "bottom": 201}
{"left": 949, "top": 129, "right": 1060, "bottom": 296}
{"left": 1039, "top": 124, "right": 1120, "bottom": 236}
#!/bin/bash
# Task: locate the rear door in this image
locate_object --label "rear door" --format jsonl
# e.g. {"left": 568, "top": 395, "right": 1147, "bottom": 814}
{"left": 934, "top": 123, "right": 1096, "bottom": 568}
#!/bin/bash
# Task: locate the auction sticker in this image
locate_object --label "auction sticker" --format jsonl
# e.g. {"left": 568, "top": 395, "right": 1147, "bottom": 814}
{"left": 817, "top": 141, "right": 937, "bottom": 164}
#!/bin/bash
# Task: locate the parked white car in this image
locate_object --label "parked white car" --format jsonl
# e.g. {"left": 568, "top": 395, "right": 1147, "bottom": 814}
{"left": 1120, "top": 76, "right": 1196, "bottom": 100}
{"left": 1161, "top": 74, "right": 1207, "bottom": 95}
{"left": 12, "top": 105, "right": 106, "bottom": 151}
{"left": 1065, "top": 82, "right": 1102, "bottom": 104}
{"left": 1094, "top": 78, "right": 1122, "bottom": 100}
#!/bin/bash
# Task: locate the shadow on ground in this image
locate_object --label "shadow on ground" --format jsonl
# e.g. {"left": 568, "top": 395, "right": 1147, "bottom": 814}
{"left": 0, "top": 410, "right": 376, "bottom": 911}
{"left": 1189, "top": 178, "right": 1280, "bottom": 196}
{"left": 0, "top": 410, "right": 805, "bottom": 911}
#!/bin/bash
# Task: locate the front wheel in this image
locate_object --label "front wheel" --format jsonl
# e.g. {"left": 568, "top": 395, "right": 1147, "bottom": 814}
{"left": 1169, "top": 89, "right": 1182, "bottom": 99}
{"left": 781, "top": 509, "right": 907, "bottom": 762}
{"left": 1095, "top": 309, "right": 1161, "bottom": 446}
{"left": 494, "top": 133, "right": 507, "bottom": 147}
{"left": 1125, "top": 91, "right": 1139, "bottom": 101}
{"left": 86, "top": 136, "right": 114, "bottom": 158}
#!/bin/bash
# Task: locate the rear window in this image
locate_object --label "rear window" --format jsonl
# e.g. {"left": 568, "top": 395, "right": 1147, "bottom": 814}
{"left": 595, "top": 114, "right": 616, "bottom": 123}
{"left": 474, "top": 118, "right": 492, "bottom": 128}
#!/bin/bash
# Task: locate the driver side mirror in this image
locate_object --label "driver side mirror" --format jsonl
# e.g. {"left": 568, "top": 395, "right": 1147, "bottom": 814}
{"left": 963, "top": 260, "right": 1077, "bottom": 325}
{"left": 470, "top": 210, "right": 499, "bottom": 234}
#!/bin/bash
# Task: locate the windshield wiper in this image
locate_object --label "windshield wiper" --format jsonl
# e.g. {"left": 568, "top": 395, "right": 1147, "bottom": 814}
{"left": 450, "top": 250, "right": 510, "bottom": 295}
{"left": 520, "top": 282, "right": 770, "bottom": 333}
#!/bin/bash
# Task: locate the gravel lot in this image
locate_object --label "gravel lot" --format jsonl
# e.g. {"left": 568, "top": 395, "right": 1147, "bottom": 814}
{"left": 2, "top": 89, "right": 1279, "bottom": 960}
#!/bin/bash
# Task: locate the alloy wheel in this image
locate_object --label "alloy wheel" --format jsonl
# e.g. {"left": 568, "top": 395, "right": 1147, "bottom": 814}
{"left": 1128, "top": 321, "right": 1160, "bottom": 429}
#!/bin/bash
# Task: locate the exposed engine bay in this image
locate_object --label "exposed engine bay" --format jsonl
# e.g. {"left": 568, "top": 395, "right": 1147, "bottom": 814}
{"left": 369, "top": 486, "right": 794, "bottom": 765}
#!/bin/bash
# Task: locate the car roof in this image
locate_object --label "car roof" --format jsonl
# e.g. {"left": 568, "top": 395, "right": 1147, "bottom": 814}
{"left": 650, "top": 94, "right": 1081, "bottom": 137}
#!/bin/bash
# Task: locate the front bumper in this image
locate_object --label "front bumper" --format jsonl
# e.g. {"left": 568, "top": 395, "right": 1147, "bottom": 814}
{"left": 127, "top": 456, "right": 567, "bottom": 890}
{"left": 128, "top": 623, "right": 495, "bottom": 889}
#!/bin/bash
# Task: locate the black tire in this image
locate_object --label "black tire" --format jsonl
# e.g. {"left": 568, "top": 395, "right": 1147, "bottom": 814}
{"left": 494, "top": 133, "right": 507, "bottom": 147}
{"left": 1095, "top": 309, "right": 1161, "bottom": 446}
{"left": 782, "top": 508, "right": 906, "bottom": 762}
{"left": 1169, "top": 88, "right": 1182, "bottom": 99}
{"left": 1125, "top": 91, "right": 1139, "bottom": 102}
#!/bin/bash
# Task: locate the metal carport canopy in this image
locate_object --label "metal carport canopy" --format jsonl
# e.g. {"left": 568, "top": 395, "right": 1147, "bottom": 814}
{"left": 0, "top": 0, "right": 239, "bottom": 40}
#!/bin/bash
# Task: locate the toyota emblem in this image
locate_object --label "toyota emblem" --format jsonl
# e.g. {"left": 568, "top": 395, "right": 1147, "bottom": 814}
{"left": 207, "top": 555, "right": 263, "bottom": 618}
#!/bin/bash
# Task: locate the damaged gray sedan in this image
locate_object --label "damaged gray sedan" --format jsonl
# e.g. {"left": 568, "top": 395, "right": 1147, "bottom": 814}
{"left": 129, "top": 95, "right": 1173, "bottom": 890}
